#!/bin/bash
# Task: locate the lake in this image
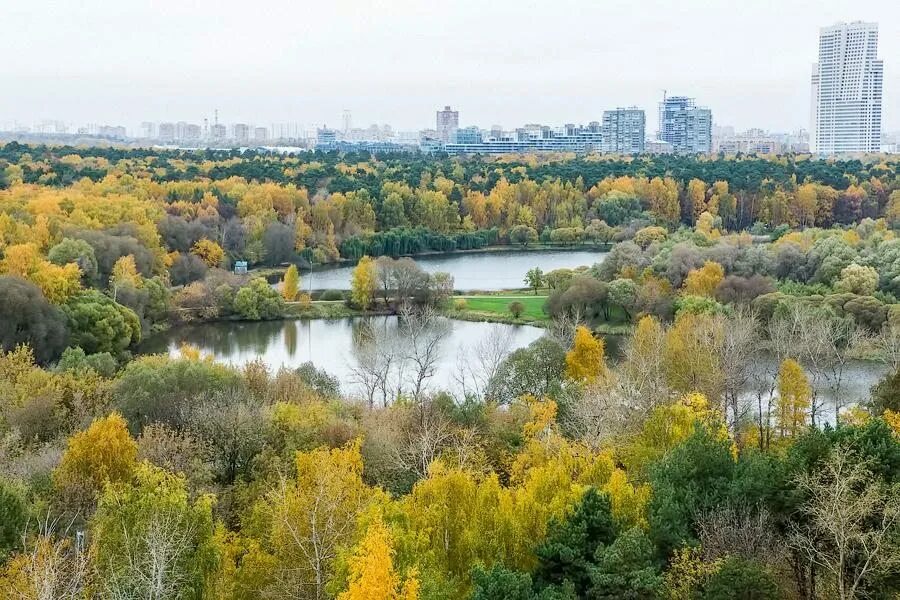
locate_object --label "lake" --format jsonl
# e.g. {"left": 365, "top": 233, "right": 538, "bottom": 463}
{"left": 138, "top": 314, "right": 887, "bottom": 420}
{"left": 138, "top": 317, "right": 546, "bottom": 399}
{"left": 299, "top": 249, "right": 607, "bottom": 291}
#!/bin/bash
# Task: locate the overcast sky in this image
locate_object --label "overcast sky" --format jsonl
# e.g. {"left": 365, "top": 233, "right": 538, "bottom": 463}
{"left": 2, "top": 0, "right": 897, "bottom": 134}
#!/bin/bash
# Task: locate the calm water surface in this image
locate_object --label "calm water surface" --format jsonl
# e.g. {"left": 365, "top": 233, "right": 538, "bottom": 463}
{"left": 301, "top": 249, "right": 607, "bottom": 291}
{"left": 139, "top": 317, "right": 546, "bottom": 397}
{"left": 138, "top": 312, "right": 886, "bottom": 418}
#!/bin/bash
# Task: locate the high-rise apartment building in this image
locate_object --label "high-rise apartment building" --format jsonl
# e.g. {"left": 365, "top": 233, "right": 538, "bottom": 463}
{"left": 210, "top": 123, "right": 227, "bottom": 140}
{"left": 233, "top": 123, "right": 250, "bottom": 143}
{"left": 811, "top": 21, "right": 883, "bottom": 154}
{"left": 436, "top": 105, "right": 459, "bottom": 143}
{"left": 254, "top": 127, "right": 268, "bottom": 143}
{"left": 658, "top": 96, "right": 712, "bottom": 153}
{"left": 158, "top": 122, "right": 176, "bottom": 142}
{"left": 601, "top": 107, "right": 645, "bottom": 154}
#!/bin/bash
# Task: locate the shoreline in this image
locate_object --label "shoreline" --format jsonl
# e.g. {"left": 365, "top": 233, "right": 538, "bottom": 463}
{"left": 250, "top": 242, "right": 612, "bottom": 280}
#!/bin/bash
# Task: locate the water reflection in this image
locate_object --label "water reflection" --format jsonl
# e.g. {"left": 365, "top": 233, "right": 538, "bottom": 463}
{"left": 137, "top": 316, "right": 886, "bottom": 418}
{"left": 138, "top": 317, "right": 546, "bottom": 397}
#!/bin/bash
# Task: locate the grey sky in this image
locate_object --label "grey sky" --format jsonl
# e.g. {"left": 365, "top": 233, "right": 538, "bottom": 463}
{"left": 2, "top": 0, "right": 897, "bottom": 133}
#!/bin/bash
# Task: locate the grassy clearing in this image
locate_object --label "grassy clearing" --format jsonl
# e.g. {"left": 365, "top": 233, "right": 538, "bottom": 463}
{"left": 459, "top": 295, "right": 550, "bottom": 321}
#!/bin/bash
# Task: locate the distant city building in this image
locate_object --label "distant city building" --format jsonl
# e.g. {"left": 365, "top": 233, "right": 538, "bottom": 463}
{"left": 713, "top": 128, "right": 783, "bottom": 154}
{"left": 811, "top": 21, "right": 883, "bottom": 154}
{"left": 317, "top": 127, "right": 337, "bottom": 146}
{"left": 158, "top": 122, "right": 176, "bottom": 142}
{"left": 140, "top": 121, "right": 156, "bottom": 139}
{"left": 452, "top": 126, "right": 483, "bottom": 144}
{"left": 443, "top": 123, "right": 602, "bottom": 154}
{"left": 712, "top": 128, "right": 810, "bottom": 154}
{"left": 601, "top": 107, "right": 645, "bottom": 154}
{"left": 645, "top": 139, "right": 675, "bottom": 154}
{"left": 436, "top": 105, "right": 459, "bottom": 143}
{"left": 233, "top": 123, "right": 250, "bottom": 143}
{"left": 97, "top": 125, "right": 127, "bottom": 139}
{"left": 658, "top": 95, "right": 712, "bottom": 153}
{"left": 254, "top": 127, "right": 268, "bottom": 142}
{"left": 342, "top": 110, "right": 352, "bottom": 134}
{"left": 210, "top": 123, "right": 227, "bottom": 140}
{"left": 184, "top": 124, "right": 202, "bottom": 141}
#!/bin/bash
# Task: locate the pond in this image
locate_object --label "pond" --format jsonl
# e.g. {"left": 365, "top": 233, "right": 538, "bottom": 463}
{"left": 138, "top": 317, "right": 546, "bottom": 399}
{"left": 138, "top": 315, "right": 887, "bottom": 420}
{"left": 297, "top": 249, "right": 607, "bottom": 291}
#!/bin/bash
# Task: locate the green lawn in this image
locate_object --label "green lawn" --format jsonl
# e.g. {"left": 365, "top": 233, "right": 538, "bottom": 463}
{"left": 460, "top": 295, "right": 549, "bottom": 321}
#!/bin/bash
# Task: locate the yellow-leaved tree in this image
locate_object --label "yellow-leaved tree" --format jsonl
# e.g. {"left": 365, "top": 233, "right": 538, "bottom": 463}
{"left": 254, "top": 440, "right": 376, "bottom": 600}
{"left": 682, "top": 260, "right": 725, "bottom": 297}
{"left": 776, "top": 358, "right": 811, "bottom": 437}
{"left": 0, "top": 242, "right": 82, "bottom": 303}
{"left": 282, "top": 264, "right": 300, "bottom": 301}
{"left": 564, "top": 326, "right": 607, "bottom": 384}
{"left": 191, "top": 238, "right": 225, "bottom": 268}
{"left": 109, "top": 254, "right": 142, "bottom": 300}
{"left": 339, "top": 519, "right": 419, "bottom": 600}
{"left": 54, "top": 412, "right": 137, "bottom": 499}
{"left": 351, "top": 256, "right": 378, "bottom": 309}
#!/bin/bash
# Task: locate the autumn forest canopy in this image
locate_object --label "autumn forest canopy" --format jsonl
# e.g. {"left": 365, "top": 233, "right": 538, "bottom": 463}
{"left": 0, "top": 143, "right": 899, "bottom": 599}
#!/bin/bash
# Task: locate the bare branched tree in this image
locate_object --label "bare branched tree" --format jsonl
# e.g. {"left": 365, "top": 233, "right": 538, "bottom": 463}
{"left": 697, "top": 504, "right": 786, "bottom": 567}
{"left": 393, "top": 401, "right": 456, "bottom": 479}
{"left": 400, "top": 305, "right": 450, "bottom": 403}
{"left": 452, "top": 328, "right": 514, "bottom": 400}
{"left": 561, "top": 377, "right": 642, "bottom": 449}
{"left": 720, "top": 308, "right": 762, "bottom": 435}
{"left": 104, "top": 511, "right": 195, "bottom": 600}
{"left": 5, "top": 516, "right": 89, "bottom": 600}
{"left": 789, "top": 447, "right": 900, "bottom": 600}
{"left": 872, "top": 323, "right": 900, "bottom": 372}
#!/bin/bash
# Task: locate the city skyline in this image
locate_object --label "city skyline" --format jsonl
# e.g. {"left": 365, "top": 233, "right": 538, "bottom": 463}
{"left": 1, "top": 0, "right": 897, "bottom": 135}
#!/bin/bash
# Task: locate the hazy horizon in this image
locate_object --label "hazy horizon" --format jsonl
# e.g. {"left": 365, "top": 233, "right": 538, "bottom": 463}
{"left": 2, "top": 0, "right": 898, "bottom": 134}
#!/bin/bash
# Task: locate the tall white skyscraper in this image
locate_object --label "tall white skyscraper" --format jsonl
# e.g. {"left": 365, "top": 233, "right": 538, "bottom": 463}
{"left": 811, "top": 21, "right": 883, "bottom": 154}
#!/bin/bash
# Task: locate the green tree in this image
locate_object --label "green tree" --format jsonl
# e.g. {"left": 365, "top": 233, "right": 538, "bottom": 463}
{"left": 534, "top": 488, "right": 617, "bottom": 594}
{"left": 0, "top": 275, "right": 69, "bottom": 364}
{"left": 114, "top": 354, "right": 245, "bottom": 431}
{"left": 648, "top": 426, "right": 735, "bottom": 555}
{"left": 48, "top": 237, "right": 99, "bottom": 284}
{"left": 62, "top": 290, "right": 141, "bottom": 355}
{"left": 834, "top": 262, "right": 879, "bottom": 296}
{"left": 700, "top": 557, "right": 781, "bottom": 600}
{"left": 588, "top": 527, "right": 663, "bottom": 599}
{"left": 525, "top": 267, "right": 545, "bottom": 294}
{"left": 509, "top": 301, "right": 525, "bottom": 319}
{"left": 608, "top": 278, "right": 637, "bottom": 322}
{"left": 234, "top": 278, "right": 284, "bottom": 320}
{"left": 0, "top": 478, "right": 27, "bottom": 562}
{"left": 510, "top": 225, "right": 539, "bottom": 247}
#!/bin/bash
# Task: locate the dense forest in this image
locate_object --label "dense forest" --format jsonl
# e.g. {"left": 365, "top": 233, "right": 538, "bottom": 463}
{"left": 0, "top": 144, "right": 899, "bottom": 599}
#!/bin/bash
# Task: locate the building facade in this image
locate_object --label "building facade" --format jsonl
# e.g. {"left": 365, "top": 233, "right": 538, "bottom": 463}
{"left": 443, "top": 124, "right": 602, "bottom": 154}
{"left": 811, "top": 21, "right": 883, "bottom": 154}
{"left": 436, "top": 105, "right": 459, "bottom": 143}
{"left": 601, "top": 107, "right": 645, "bottom": 154}
{"left": 658, "top": 96, "right": 712, "bottom": 153}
